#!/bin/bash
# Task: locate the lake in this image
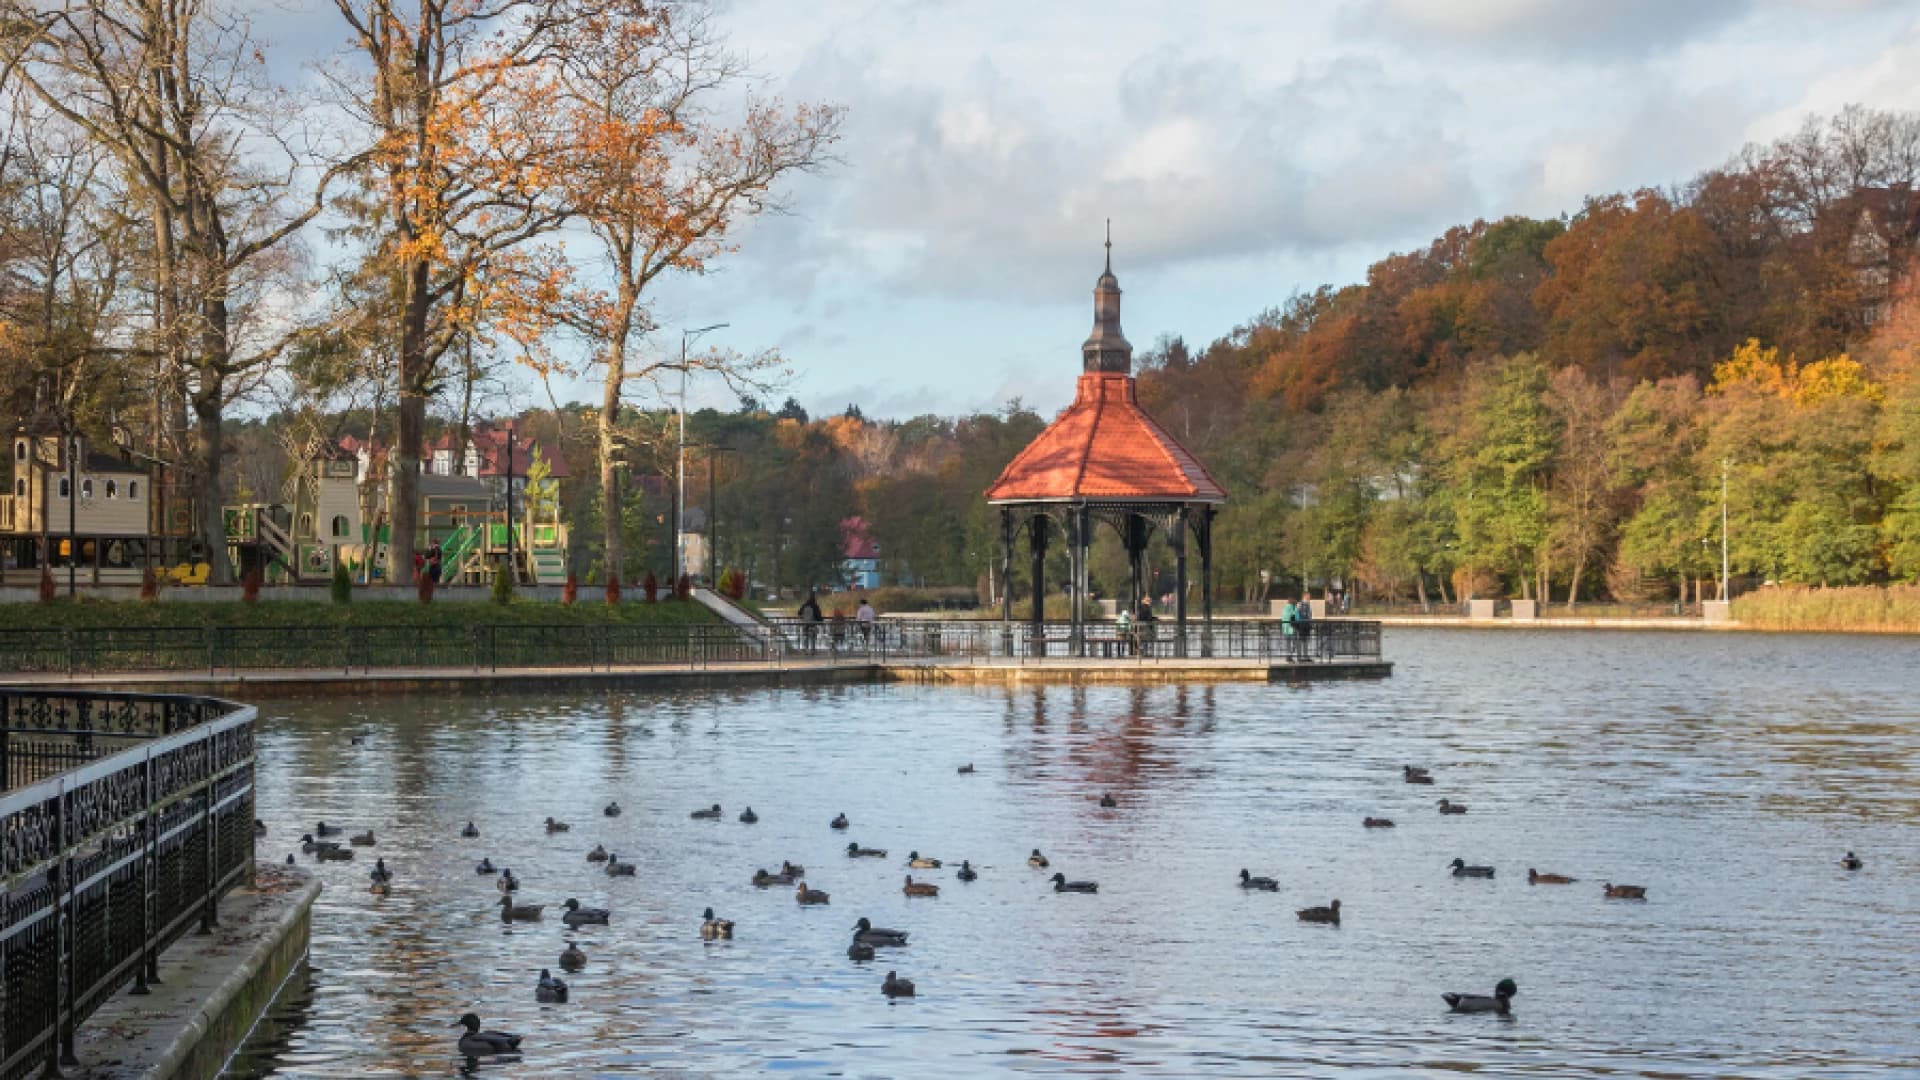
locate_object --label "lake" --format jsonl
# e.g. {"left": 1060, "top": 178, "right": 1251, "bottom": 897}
{"left": 231, "top": 628, "right": 1920, "bottom": 1076}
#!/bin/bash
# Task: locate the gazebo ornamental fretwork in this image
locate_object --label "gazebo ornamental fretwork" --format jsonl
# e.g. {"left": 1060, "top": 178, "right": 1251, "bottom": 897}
{"left": 983, "top": 234, "right": 1227, "bottom": 656}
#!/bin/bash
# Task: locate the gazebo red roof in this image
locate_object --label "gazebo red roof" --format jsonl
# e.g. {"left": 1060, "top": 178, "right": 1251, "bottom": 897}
{"left": 985, "top": 373, "right": 1225, "bottom": 503}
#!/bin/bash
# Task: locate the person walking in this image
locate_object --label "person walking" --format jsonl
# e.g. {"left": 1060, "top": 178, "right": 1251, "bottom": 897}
{"left": 855, "top": 595, "right": 876, "bottom": 649}
{"left": 798, "top": 590, "right": 823, "bottom": 653}
{"left": 1295, "top": 594, "right": 1315, "bottom": 662}
{"left": 1280, "top": 596, "right": 1298, "bottom": 660}
{"left": 1136, "top": 596, "right": 1157, "bottom": 655}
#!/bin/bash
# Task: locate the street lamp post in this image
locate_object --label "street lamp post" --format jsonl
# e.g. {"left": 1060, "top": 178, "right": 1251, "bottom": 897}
{"left": 504, "top": 422, "right": 517, "bottom": 577}
{"left": 1720, "top": 457, "right": 1730, "bottom": 603}
{"left": 675, "top": 323, "right": 728, "bottom": 583}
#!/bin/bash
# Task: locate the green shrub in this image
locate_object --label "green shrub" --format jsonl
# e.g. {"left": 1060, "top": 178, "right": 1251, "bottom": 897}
{"left": 491, "top": 563, "right": 514, "bottom": 605}
{"left": 331, "top": 561, "right": 352, "bottom": 605}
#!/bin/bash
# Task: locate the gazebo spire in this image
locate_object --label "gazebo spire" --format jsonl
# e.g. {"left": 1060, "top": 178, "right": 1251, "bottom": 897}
{"left": 1083, "top": 222, "right": 1132, "bottom": 374}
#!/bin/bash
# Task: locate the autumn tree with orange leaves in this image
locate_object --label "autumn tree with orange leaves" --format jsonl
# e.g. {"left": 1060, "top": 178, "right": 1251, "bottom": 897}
{"left": 546, "top": 3, "right": 841, "bottom": 590}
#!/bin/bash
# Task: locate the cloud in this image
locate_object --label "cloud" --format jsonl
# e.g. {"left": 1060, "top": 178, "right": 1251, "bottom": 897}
{"left": 1340, "top": 0, "right": 1752, "bottom": 60}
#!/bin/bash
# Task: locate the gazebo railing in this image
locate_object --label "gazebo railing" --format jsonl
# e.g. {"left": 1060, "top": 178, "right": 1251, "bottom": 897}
{"left": 763, "top": 617, "right": 1382, "bottom": 663}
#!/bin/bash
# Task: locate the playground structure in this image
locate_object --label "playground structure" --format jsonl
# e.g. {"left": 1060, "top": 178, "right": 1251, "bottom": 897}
{"left": 1, "top": 427, "right": 210, "bottom": 586}
{"left": 223, "top": 452, "right": 570, "bottom": 587}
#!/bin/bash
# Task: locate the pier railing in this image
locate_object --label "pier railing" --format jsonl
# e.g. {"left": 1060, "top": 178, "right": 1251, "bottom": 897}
{"left": 0, "top": 688, "right": 255, "bottom": 1079}
{"left": 764, "top": 617, "right": 1384, "bottom": 663}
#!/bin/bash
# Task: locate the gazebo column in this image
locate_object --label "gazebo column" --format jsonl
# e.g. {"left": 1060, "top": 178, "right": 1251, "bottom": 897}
{"left": 1028, "top": 515, "right": 1048, "bottom": 657}
{"left": 1172, "top": 507, "right": 1189, "bottom": 658}
{"left": 1070, "top": 505, "right": 1090, "bottom": 657}
{"left": 999, "top": 507, "right": 1014, "bottom": 655}
{"left": 1199, "top": 506, "right": 1215, "bottom": 658}
{"left": 1125, "top": 513, "right": 1145, "bottom": 616}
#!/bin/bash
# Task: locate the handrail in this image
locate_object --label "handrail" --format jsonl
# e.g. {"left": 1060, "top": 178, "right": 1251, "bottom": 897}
{"left": 0, "top": 688, "right": 255, "bottom": 1077}
{"left": 760, "top": 617, "right": 1384, "bottom": 663}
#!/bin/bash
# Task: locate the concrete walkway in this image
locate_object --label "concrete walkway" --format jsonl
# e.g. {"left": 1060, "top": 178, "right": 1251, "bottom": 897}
{"left": 73, "top": 867, "right": 319, "bottom": 1080}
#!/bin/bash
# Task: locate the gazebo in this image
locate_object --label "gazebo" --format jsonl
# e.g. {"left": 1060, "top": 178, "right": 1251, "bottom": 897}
{"left": 984, "top": 239, "right": 1227, "bottom": 656}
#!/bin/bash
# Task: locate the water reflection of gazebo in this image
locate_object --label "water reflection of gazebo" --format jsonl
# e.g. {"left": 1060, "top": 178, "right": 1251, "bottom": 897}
{"left": 985, "top": 239, "right": 1227, "bottom": 657}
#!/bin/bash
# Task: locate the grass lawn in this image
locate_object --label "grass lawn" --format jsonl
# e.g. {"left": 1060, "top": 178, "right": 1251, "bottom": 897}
{"left": 0, "top": 596, "right": 718, "bottom": 630}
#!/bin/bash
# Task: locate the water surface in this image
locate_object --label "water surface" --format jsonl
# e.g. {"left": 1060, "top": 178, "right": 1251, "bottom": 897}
{"left": 233, "top": 628, "right": 1920, "bottom": 1076}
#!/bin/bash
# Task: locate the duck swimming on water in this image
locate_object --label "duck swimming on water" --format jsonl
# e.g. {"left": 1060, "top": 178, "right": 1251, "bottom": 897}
{"left": 1099, "top": 793, "right": 1118, "bottom": 808}
{"left": 1297, "top": 899, "right": 1341, "bottom": 924}
{"left": 881, "top": 971, "right": 916, "bottom": 998}
{"left": 604, "top": 855, "right": 636, "bottom": 877}
{"left": 1050, "top": 872, "right": 1098, "bottom": 893}
{"left": 1363, "top": 817, "right": 1395, "bottom": 828}
{"left": 846, "top": 842, "right": 886, "bottom": 858}
{"left": 903, "top": 875, "right": 939, "bottom": 898}
{"left": 561, "top": 898, "right": 610, "bottom": 926}
{"left": 586, "top": 845, "right": 609, "bottom": 863}
{"left": 475, "top": 858, "right": 497, "bottom": 875}
{"left": 690, "top": 803, "right": 722, "bottom": 820}
{"left": 906, "top": 851, "right": 942, "bottom": 869}
{"left": 545, "top": 817, "right": 570, "bottom": 833}
{"left": 1028, "top": 849, "right": 1050, "bottom": 869}
{"left": 498, "top": 896, "right": 544, "bottom": 921}
{"left": 604, "top": 801, "right": 621, "bottom": 817}
{"left": 830, "top": 813, "right": 849, "bottom": 830}
{"left": 455, "top": 1013, "right": 522, "bottom": 1056}
{"left": 1443, "top": 978, "right": 1516, "bottom": 1015}
{"left": 957, "top": 861, "right": 978, "bottom": 882}
{"left": 535, "top": 968, "right": 569, "bottom": 1003}
{"left": 1239, "top": 869, "right": 1279, "bottom": 891}
{"left": 1438, "top": 799, "right": 1468, "bottom": 815}
{"left": 315, "top": 821, "right": 343, "bottom": 837}
{"left": 461, "top": 821, "right": 480, "bottom": 838}
{"left": 1603, "top": 883, "right": 1648, "bottom": 899}
{"left": 1449, "top": 858, "right": 1495, "bottom": 878}
{"left": 1528, "top": 869, "right": 1576, "bottom": 884}
{"left": 700, "top": 907, "right": 734, "bottom": 939}
{"left": 559, "top": 941, "right": 586, "bottom": 972}
{"left": 852, "top": 917, "right": 908, "bottom": 946}
{"left": 795, "top": 881, "right": 831, "bottom": 905}
{"left": 739, "top": 807, "right": 758, "bottom": 824}
{"left": 1841, "top": 851, "right": 1865, "bottom": 870}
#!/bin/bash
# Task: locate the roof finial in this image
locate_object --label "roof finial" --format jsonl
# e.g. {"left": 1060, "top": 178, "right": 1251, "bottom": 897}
{"left": 1104, "top": 219, "right": 1112, "bottom": 274}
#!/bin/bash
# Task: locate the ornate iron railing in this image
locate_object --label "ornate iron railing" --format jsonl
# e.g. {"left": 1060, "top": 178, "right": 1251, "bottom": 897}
{"left": 0, "top": 624, "right": 771, "bottom": 676}
{"left": 763, "top": 617, "right": 1384, "bottom": 663}
{"left": 0, "top": 689, "right": 255, "bottom": 1079}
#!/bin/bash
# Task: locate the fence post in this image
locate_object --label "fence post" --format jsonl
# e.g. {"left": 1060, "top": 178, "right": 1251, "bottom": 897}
{"left": 132, "top": 745, "right": 158, "bottom": 993}
{"left": 65, "top": 626, "right": 75, "bottom": 679}
{"left": 199, "top": 778, "right": 219, "bottom": 933}
{"left": 55, "top": 776, "right": 79, "bottom": 1069}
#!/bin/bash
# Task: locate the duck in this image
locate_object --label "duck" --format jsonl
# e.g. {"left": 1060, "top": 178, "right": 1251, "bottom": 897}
{"left": 254, "top": 818, "right": 268, "bottom": 837}
{"left": 475, "top": 858, "right": 498, "bottom": 875}
{"left": 1841, "top": 851, "right": 1864, "bottom": 870}
{"left": 603, "top": 801, "right": 621, "bottom": 817}
{"left": 738, "top": 807, "right": 758, "bottom": 824}
{"left": 535, "top": 967, "right": 569, "bottom": 1003}
{"left": 752, "top": 868, "right": 795, "bottom": 887}
{"left": 497, "top": 869, "right": 520, "bottom": 894}
{"left": 1297, "top": 899, "right": 1341, "bottom": 924}
{"left": 846, "top": 842, "right": 887, "bottom": 858}
{"left": 349, "top": 831, "right": 376, "bottom": 847}
{"left": 906, "top": 851, "right": 942, "bottom": 869}
{"left": 957, "top": 861, "right": 978, "bottom": 882}
{"left": 690, "top": 803, "right": 722, "bottom": 820}
{"left": 781, "top": 860, "right": 806, "bottom": 877}
{"left": 461, "top": 821, "right": 480, "bottom": 838}
{"left": 1603, "top": 882, "right": 1648, "bottom": 899}
{"left": 559, "top": 940, "right": 587, "bottom": 972}
{"left": 1099, "top": 793, "right": 1118, "bottom": 808}
{"left": 848, "top": 939, "right": 876, "bottom": 961}
{"left": 881, "top": 971, "right": 916, "bottom": 998}
{"left": 1438, "top": 799, "right": 1467, "bottom": 815}
{"left": 369, "top": 858, "right": 392, "bottom": 884}
{"left": 561, "top": 898, "right": 610, "bottom": 926}
{"left": 604, "top": 855, "right": 636, "bottom": 877}
{"left": 586, "top": 845, "right": 609, "bottom": 863}
{"left": 298, "top": 834, "right": 337, "bottom": 854}
{"left": 903, "top": 875, "right": 940, "bottom": 898}
{"left": 284, "top": 854, "right": 295, "bottom": 866}
{"left": 1443, "top": 978, "right": 1516, "bottom": 1015}
{"left": 497, "top": 896, "right": 544, "bottom": 921}
{"left": 853, "top": 917, "right": 909, "bottom": 946}
{"left": 351, "top": 735, "right": 367, "bottom": 746}
{"left": 1404, "top": 765, "right": 1434, "bottom": 785}
{"left": 957, "top": 763, "right": 975, "bottom": 774}
{"left": 1050, "top": 872, "right": 1098, "bottom": 893}
{"left": 1363, "top": 817, "right": 1395, "bottom": 828}
{"left": 454, "top": 1013, "right": 522, "bottom": 1056}
{"left": 545, "top": 817, "right": 570, "bottom": 833}
{"left": 316, "top": 845, "right": 354, "bottom": 862}
{"left": 795, "top": 881, "right": 831, "bottom": 905}
{"left": 315, "top": 821, "right": 343, "bottom": 838}
{"left": 1449, "top": 858, "right": 1495, "bottom": 878}
{"left": 1528, "top": 868, "right": 1576, "bottom": 885}
{"left": 700, "top": 907, "right": 734, "bottom": 939}
{"left": 1028, "top": 849, "right": 1050, "bottom": 869}
{"left": 1238, "top": 869, "right": 1279, "bottom": 892}
{"left": 830, "top": 813, "right": 850, "bottom": 830}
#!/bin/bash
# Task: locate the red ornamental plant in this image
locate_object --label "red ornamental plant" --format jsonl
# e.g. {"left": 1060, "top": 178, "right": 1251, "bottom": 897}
{"left": 643, "top": 570, "right": 659, "bottom": 603}
{"left": 563, "top": 573, "right": 578, "bottom": 606}
{"left": 418, "top": 573, "right": 436, "bottom": 604}
{"left": 242, "top": 569, "right": 263, "bottom": 604}
{"left": 675, "top": 573, "right": 692, "bottom": 599}
{"left": 140, "top": 568, "right": 159, "bottom": 602}
{"left": 605, "top": 573, "right": 622, "bottom": 605}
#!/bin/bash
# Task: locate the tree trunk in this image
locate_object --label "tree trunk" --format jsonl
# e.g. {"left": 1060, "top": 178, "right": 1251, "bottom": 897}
{"left": 599, "top": 283, "right": 638, "bottom": 589}
{"left": 1566, "top": 552, "right": 1585, "bottom": 607}
{"left": 1437, "top": 570, "right": 1453, "bottom": 606}
{"left": 390, "top": 259, "right": 431, "bottom": 588}
{"left": 1415, "top": 572, "right": 1429, "bottom": 612}
{"left": 190, "top": 384, "right": 230, "bottom": 585}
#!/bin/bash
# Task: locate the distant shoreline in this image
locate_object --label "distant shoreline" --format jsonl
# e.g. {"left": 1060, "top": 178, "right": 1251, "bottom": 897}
{"left": 1371, "top": 616, "right": 1920, "bottom": 636}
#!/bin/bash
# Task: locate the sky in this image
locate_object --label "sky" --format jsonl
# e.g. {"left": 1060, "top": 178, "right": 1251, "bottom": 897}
{"left": 251, "top": 0, "right": 1920, "bottom": 420}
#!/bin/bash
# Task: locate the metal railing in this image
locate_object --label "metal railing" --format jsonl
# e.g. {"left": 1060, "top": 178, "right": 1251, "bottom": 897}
{"left": 0, "top": 624, "right": 773, "bottom": 677}
{"left": 0, "top": 688, "right": 255, "bottom": 1079}
{"left": 764, "top": 617, "right": 1384, "bottom": 664}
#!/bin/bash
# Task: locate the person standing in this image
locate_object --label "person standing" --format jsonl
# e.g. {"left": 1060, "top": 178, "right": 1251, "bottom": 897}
{"left": 1295, "top": 594, "right": 1314, "bottom": 662}
{"left": 798, "top": 590, "right": 823, "bottom": 652}
{"left": 1115, "top": 606, "right": 1133, "bottom": 656}
{"left": 1136, "top": 596, "right": 1157, "bottom": 654}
